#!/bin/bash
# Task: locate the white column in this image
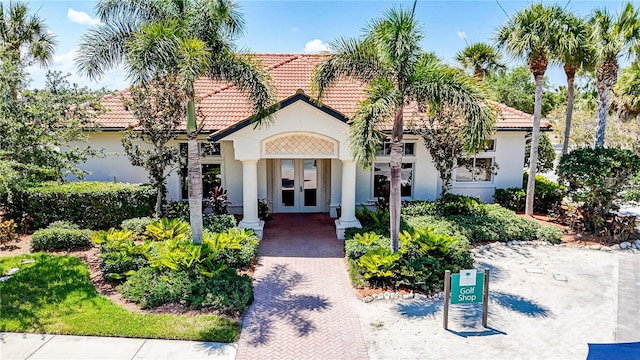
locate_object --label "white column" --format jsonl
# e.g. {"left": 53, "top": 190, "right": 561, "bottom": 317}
{"left": 335, "top": 159, "right": 361, "bottom": 239}
{"left": 238, "top": 159, "right": 264, "bottom": 239}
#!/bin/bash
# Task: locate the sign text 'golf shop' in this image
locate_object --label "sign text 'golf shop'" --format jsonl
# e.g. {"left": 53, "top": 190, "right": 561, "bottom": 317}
{"left": 443, "top": 268, "right": 490, "bottom": 329}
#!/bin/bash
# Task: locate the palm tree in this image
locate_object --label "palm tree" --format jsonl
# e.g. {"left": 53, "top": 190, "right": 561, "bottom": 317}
{"left": 496, "top": 3, "right": 573, "bottom": 216}
{"left": 612, "top": 61, "right": 640, "bottom": 121}
{"left": 588, "top": 2, "right": 640, "bottom": 148}
{"left": 76, "top": 0, "right": 273, "bottom": 243}
{"left": 456, "top": 42, "right": 505, "bottom": 81}
{"left": 0, "top": 1, "right": 57, "bottom": 98}
{"left": 558, "top": 14, "right": 594, "bottom": 155}
{"left": 313, "top": 5, "right": 494, "bottom": 252}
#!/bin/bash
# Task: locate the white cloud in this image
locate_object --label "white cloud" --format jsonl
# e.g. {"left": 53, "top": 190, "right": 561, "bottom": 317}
{"left": 303, "top": 39, "right": 329, "bottom": 54}
{"left": 26, "top": 48, "right": 128, "bottom": 91}
{"left": 67, "top": 8, "right": 101, "bottom": 26}
{"left": 457, "top": 31, "right": 466, "bottom": 40}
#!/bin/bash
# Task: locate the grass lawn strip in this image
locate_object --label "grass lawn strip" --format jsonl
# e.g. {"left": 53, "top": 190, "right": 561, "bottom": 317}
{"left": 0, "top": 253, "right": 240, "bottom": 342}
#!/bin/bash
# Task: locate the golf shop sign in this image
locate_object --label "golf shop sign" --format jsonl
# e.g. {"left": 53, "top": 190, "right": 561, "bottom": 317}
{"left": 451, "top": 269, "right": 484, "bottom": 304}
{"left": 443, "top": 268, "right": 490, "bottom": 329}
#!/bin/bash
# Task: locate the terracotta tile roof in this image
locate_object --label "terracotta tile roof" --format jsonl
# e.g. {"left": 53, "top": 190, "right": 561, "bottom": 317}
{"left": 93, "top": 53, "right": 548, "bottom": 132}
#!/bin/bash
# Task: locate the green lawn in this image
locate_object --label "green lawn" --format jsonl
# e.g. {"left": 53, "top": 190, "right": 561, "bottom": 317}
{"left": 0, "top": 253, "right": 240, "bottom": 342}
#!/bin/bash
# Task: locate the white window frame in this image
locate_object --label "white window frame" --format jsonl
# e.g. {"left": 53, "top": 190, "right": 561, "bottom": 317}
{"left": 178, "top": 142, "right": 224, "bottom": 200}
{"left": 372, "top": 162, "right": 415, "bottom": 200}
{"left": 454, "top": 157, "right": 495, "bottom": 184}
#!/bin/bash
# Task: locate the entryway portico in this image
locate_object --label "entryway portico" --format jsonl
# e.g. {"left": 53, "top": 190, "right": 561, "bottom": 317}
{"left": 210, "top": 93, "right": 362, "bottom": 239}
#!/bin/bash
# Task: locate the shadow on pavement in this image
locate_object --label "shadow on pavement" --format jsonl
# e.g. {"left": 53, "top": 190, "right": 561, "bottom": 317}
{"left": 446, "top": 327, "right": 507, "bottom": 338}
{"left": 490, "top": 291, "right": 552, "bottom": 318}
{"left": 242, "top": 263, "right": 331, "bottom": 346}
{"left": 397, "top": 300, "right": 443, "bottom": 318}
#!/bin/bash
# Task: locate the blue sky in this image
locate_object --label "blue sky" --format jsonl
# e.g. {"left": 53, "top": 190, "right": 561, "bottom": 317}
{"left": 11, "top": 0, "right": 631, "bottom": 90}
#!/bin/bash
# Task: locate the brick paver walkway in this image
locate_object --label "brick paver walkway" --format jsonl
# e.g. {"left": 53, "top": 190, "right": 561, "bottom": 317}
{"left": 235, "top": 214, "right": 369, "bottom": 360}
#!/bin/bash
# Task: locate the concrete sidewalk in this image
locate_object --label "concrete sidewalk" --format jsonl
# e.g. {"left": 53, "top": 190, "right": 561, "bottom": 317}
{"left": 0, "top": 333, "right": 236, "bottom": 360}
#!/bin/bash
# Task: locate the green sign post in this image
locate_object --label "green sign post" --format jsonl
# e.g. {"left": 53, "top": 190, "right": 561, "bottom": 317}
{"left": 443, "top": 268, "right": 490, "bottom": 330}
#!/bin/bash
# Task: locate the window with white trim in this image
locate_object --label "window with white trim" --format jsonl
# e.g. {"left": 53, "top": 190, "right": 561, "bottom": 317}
{"left": 377, "top": 141, "right": 416, "bottom": 156}
{"left": 179, "top": 143, "right": 222, "bottom": 199}
{"left": 481, "top": 139, "right": 496, "bottom": 152}
{"left": 374, "top": 163, "right": 413, "bottom": 198}
{"left": 455, "top": 157, "right": 494, "bottom": 182}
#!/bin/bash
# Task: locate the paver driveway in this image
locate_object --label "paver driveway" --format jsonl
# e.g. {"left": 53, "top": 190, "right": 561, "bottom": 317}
{"left": 235, "top": 214, "right": 369, "bottom": 360}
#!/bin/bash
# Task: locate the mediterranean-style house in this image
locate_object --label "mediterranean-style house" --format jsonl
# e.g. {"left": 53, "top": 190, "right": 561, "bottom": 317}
{"left": 73, "top": 54, "right": 550, "bottom": 239}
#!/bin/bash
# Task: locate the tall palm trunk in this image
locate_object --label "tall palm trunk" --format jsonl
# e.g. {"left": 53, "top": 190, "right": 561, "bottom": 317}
{"left": 594, "top": 60, "right": 618, "bottom": 148}
{"left": 389, "top": 107, "right": 404, "bottom": 252}
{"left": 562, "top": 65, "right": 576, "bottom": 155}
{"left": 525, "top": 60, "right": 546, "bottom": 216}
{"left": 186, "top": 96, "right": 203, "bottom": 244}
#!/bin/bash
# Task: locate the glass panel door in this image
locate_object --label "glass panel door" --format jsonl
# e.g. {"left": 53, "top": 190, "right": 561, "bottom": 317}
{"left": 276, "top": 159, "right": 322, "bottom": 213}
{"left": 302, "top": 160, "right": 317, "bottom": 207}
{"left": 281, "top": 160, "right": 296, "bottom": 208}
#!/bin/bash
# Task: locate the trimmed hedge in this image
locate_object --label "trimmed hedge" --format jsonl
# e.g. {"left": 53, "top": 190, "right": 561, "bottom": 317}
{"left": 493, "top": 173, "right": 565, "bottom": 215}
{"left": 5, "top": 181, "right": 156, "bottom": 229}
{"left": 30, "top": 227, "right": 93, "bottom": 252}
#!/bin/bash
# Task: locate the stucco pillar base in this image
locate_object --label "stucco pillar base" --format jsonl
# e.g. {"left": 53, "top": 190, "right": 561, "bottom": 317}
{"left": 335, "top": 219, "right": 362, "bottom": 240}
{"left": 239, "top": 220, "right": 265, "bottom": 240}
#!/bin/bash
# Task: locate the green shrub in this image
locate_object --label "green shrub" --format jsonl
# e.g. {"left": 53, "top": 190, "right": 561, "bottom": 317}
{"left": 558, "top": 147, "right": 640, "bottom": 233}
{"left": 30, "top": 228, "right": 93, "bottom": 251}
{"left": 165, "top": 201, "right": 190, "bottom": 222}
{"left": 449, "top": 205, "right": 538, "bottom": 243}
{"left": 203, "top": 214, "right": 237, "bottom": 233}
{"left": 347, "top": 226, "right": 473, "bottom": 292}
{"left": 118, "top": 267, "right": 253, "bottom": 312}
{"left": 493, "top": 188, "right": 525, "bottom": 212}
{"left": 493, "top": 174, "right": 565, "bottom": 215}
{"left": 91, "top": 229, "right": 150, "bottom": 280}
{"left": 401, "top": 200, "right": 438, "bottom": 217}
{"left": 5, "top": 181, "right": 156, "bottom": 229}
{"left": 47, "top": 221, "right": 80, "bottom": 230}
{"left": 0, "top": 219, "right": 18, "bottom": 246}
{"left": 121, "top": 217, "right": 155, "bottom": 235}
{"left": 536, "top": 225, "right": 564, "bottom": 244}
{"left": 216, "top": 228, "right": 259, "bottom": 269}
{"left": 436, "top": 193, "right": 487, "bottom": 216}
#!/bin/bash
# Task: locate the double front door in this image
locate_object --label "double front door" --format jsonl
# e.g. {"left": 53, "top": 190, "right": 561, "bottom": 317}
{"left": 277, "top": 159, "right": 322, "bottom": 213}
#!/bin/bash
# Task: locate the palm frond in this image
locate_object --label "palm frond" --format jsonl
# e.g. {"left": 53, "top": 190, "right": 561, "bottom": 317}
{"left": 76, "top": 20, "right": 137, "bottom": 80}
{"left": 349, "top": 78, "right": 397, "bottom": 169}
{"left": 176, "top": 37, "right": 212, "bottom": 93}
{"left": 311, "top": 36, "right": 386, "bottom": 101}
{"left": 495, "top": 3, "right": 569, "bottom": 63}
{"left": 367, "top": 5, "right": 423, "bottom": 79}
{"left": 408, "top": 61, "right": 495, "bottom": 153}
{"left": 95, "top": 0, "right": 168, "bottom": 23}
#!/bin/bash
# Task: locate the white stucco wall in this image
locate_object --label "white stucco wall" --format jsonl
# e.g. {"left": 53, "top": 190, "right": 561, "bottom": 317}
{"left": 70, "top": 107, "right": 529, "bottom": 210}
{"left": 450, "top": 131, "right": 527, "bottom": 202}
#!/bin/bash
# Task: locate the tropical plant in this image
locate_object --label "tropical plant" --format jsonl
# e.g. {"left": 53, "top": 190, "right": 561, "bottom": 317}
{"left": 0, "top": 1, "right": 57, "bottom": 98}
{"left": 75, "top": 0, "right": 274, "bottom": 243}
{"left": 612, "top": 61, "right": 640, "bottom": 122}
{"left": 121, "top": 75, "right": 185, "bottom": 216}
{"left": 557, "top": 14, "right": 594, "bottom": 155}
{"left": 143, "top": 218, "right": 191, "bottom": 242}
{"left": 588, "top": 2, "right": 640, "bottom": 148}
{"left": 207, "top": 186, "right": 229, "bottom": 215}
{"left": 456, "top": 42, "right": 505, "bottom": 80}
{"left": 313, "top": 5, "right": 494, "bottom": 252}
{"left": 496, "top": 3, "right": 574, "bottom": 215}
